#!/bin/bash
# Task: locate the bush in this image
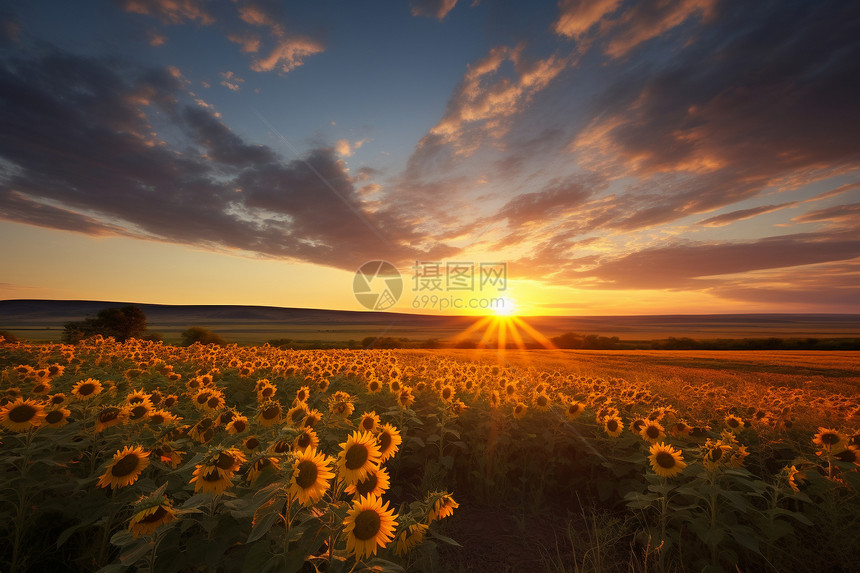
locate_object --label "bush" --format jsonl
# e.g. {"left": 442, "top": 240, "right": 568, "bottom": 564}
{"left": 181, "top": 326, "right": 227, "bottom": 346}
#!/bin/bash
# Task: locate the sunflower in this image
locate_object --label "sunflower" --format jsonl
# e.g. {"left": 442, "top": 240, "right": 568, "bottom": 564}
{"left": 98, "top": 446, "right": 150, "bottom": 489}
{"left": 648, "top": 442, "right": 686, "bottom": 478}
{"left": 129, "top": 495, "right": 177, "bottom": 538}
{"left": 786, "top": 465, "right": 807, "bottom": 492}
{"left": 440, "top": 385, "right": 455, "bottom": 402}
{"left": 428, "top": 493, "right": 459, "bottom": 522}
{"left": 702, "top": 439, "right": 733, "bottom": 471}
{"left": 813, "top": 427, "right": 847, "bottom": 452}
{"left": 669, "top": 421, "right": 691, "bottom": 437}
{"left": 257, "top": 400, "right": 282, "bottom": 427}
{"left": 534, "top": 393, "right": 551, "bottom": 410}
{"left": 211, "top": 447, "right": 247, "bottom": 478}
{"left": 724, "top": 415, "right": 743, "bottom": 432}
{"left": 148, "top": 409, "right": 177, "bottom": 427}
{"left": 395, "top": 523, "right": 428, "bottom": 556}
{"left": 367, "top": 379, "right": 381, "bottom": 393}
{"left": 640, "top": 421, "right": 666, "bottom": 443}
{"left": 730, "top": 444, "right": 750, "bottom": 468}
{"left": 397, "top": 387, "right": 415, "bottom": 409}
{"left": 246, "top": 456, "right": 281, "bottom": 484}
{"left": 163, "top": 394, "right": 179, "bottom": 408}
{"left": 127, "top": 401, "right": 152, "bottom": 422}
{"left": 294, "top": 427, "right": 320, "bottom": 452}
{"left": 126, "top": 389, "right": 151, "bottom": 405}
{"left": 343, "top": 494, "right": 398, "bottom": 560}
{"left": 304, "top": 409, "right": 323, "bottom": 429}
{"left": 289, "top": 447, "right": 335, "bottom": 505}
{"left": 566, "top": 402, "right": 584, "bottom": 420}
{"left": 243, "top": 436, "right": 260, "bottom": 451}
{"left": 286, "top": 403, "right": 309, "bottom": 427}
{"left": 489, "top": 390, "right": 501, "bottom": 409}
{"left": 190, "top": 464, "right": 232, "bottom": 495}
{"left": 834, "top": 446, "right": 860, "bottom": 467}
{"left": 295, "top": 386, "right": 310, "bottom": 403}
{"left": 96, "top": 406, "right": 129, "bottom": 432}
{"left": 226, "top": 415, "right": 249, "bottom": 435}
{"left": 72, "top": 378, "right": 103, "bottom": 400}
{"left": 346, "top": 464, "right": 390, "bottom": 498}
{"left": 152, "top": 444, "right": 183, "bottom": 468}
{"left": 0, "top": 398, "right": 46, "bottom": 432}
{"left": 358, "top": 411, "right": 380, "bottom": 433}
{"left": 44, "top": 407, "right": 71, "bottom": 428}
{"left": 376, "top": 423, "right": 402, "bottom": 463}
{"left": 337, "top": 431, "right": 382, "bottom": 484}
{"left": 513, "top": 402, "right": 527, "bottom": 419}
{"left": 603, "top": 415, "right": 624, "bottom": 437}
{"left": 31, "top": 379, "right": 52, "bottom": 396}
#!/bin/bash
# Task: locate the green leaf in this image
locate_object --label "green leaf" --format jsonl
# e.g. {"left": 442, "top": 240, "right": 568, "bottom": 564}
{"left": 119, "top": 540, "right": 154, "bottom": 565}
{"left": 365, "top": 557, "right": 406, "bottom": 572}
{"left": 426, "top": 529, "right": 462, "bottom": 547}
{"left": 247, "top": 510, "right": 282, "bottom": 543}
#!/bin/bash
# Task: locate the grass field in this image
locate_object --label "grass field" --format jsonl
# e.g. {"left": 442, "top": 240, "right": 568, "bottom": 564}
{"left": 1, "top": 339, "right": 858, "bottom": 572}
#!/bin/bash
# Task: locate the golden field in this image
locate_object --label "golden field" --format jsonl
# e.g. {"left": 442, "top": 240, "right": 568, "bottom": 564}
{"left": 0, "top": 338, "right": 858, "bottom": 572}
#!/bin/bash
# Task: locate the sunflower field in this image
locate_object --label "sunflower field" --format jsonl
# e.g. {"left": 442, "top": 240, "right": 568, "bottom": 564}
{"left": 0, "top": 337, "right": 858, "bottom": 572}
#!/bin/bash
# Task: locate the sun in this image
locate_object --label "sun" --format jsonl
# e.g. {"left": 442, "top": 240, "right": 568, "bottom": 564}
{"left": 493, "top": 296, "right": 516, "bottom": 316}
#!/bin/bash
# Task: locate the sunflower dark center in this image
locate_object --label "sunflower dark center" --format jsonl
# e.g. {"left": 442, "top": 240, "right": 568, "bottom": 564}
{"left": 537, "top": 396, "right": 548, "bottom": 407}
{"left": 149, "top": 414, "right": 164, "bottom": 424}
{"left": 728, "top": 418, "right": 740, "bottom": 427}
{"left": 710, "top": 448, "right": 724, "bottom": 461}
{"left": 646, "top": 426, "right": 660, "bottom": 439}
{"left": 207, "top": 397, "right": 220, "bottom": 409}
{"left": 345, "top": 444, "right": 369, "bottom": 469}
{"left": 9, "top": 404, "right": 37, "bottom": 423}
{"left": 233, "top": 420, "right": 247, "bottom": 432}
{"left": 130, "top": 405, "right": 148, "bottom": 419}
{"left": 215, "top": 453, "right": 235, "bottom": 469}
{"left": 369, "top": 382, "right": 379, "bottom": 390}
{"left": 263, "top": 405, "right": 280, "bottom": 419}
{"left": 111, "top": 454, "right": 140, "bottom": 477}
{"left": 821, "top": 433, "right": 840, "bottom": 445}
{"left": 353, "top": 509, "right": 381, "bottom": 541}
{"left": 655, "top": 452, "right": 676, "bottom": 469}
{"left": 378, "top": 432, "right": 391, "bottom": 452}
{"left": 34, "top": 384, "right": 47, "bottom": 393}
{"left": 442, "top": 388, "right": 451, "bottom": 399}
{"left": 291, "top": 409, "right": 305, "bottom": 423}
{"left": 45, "top": 410, "right": 64, "bottom": 424}
{"left": 78, "top": 383, "right": 95, "bottom": 396}
{"left": 262, "top": 387, "right": 273, "bottom": 396}
{"left": 606, "top": 420, "right": 618, "bottom": 432}
{"left": 203, "top": 469, "right": 222, "bottom": 482}
{"left": 245, "top": 438, "right": 259, "bottom": 449}
{"left": 295, "top": 460, "right": 319, "bottom": 488}
{"left": 362, "top": 418, "right": 375, "bottom": 430}
{"left": 138, "top": 505, "right": 169, "bottom": 524}
{"left": 273, "top": 440, "right": 290, "bottom": 453}
{"left": 196, "top": 394, "right": 210, "bottom": 404}
{"left": 129, "top": 396, "right": 144, "bottom": 404}
{"left": 835, "top": 449, "right": 857, "bottom": 463}
{"left": 297, "top": 433, "right": 312, "bottom": 448}
{"left": 51, "top": 395, "right": 65, "bottom": 404}
{"left": 355, "top": 473, "right": 378, "bottom": 496}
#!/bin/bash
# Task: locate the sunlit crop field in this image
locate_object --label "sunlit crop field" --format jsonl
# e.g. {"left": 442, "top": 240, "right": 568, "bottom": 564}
{"left": 1, "top": 338, "right": 858, "bottom": 572}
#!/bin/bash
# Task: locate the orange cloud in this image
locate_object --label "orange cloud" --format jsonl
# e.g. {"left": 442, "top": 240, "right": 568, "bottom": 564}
{"left": 120, "top": 0, "right": 214, "bottom": 25}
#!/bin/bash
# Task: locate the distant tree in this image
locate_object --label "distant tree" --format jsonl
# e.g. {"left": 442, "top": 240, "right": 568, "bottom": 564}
{"left": 62, "top": 305, "right": 147, "bottom": 343}
{"left": 181, "top": 327, "right": 227, "bottom": 346}
{"left": 266, "top": 338, "right": 294, "bottom": 348}
{"left": 140, "top": 332, "right": 164, "bottom": 343}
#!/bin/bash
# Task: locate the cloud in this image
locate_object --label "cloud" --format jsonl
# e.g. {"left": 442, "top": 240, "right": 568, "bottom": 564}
{"left": 334, "top": 138, "right": 369, "bottom": 158}
{"left": 554, "top": 0, "right": 716, "bottom": 57}
{"left": 792, "top": 203, "right": 860, "bottom": 226}
{"left": 0, "top": 47, "right": 447, "bottom": 271}
{"left": 118, "top": 0, "right": 214, "bottom": 25}
{"left": 561, "top": 0, "right": 860, "bottom": 233}
{"left": 411, "top": 0, "right": 459, "bottom": 20}
{"left": 219, "top": 70, "right": 244, "bottom": 91}
{"left": 118, "top": 0, "right": 323, "bottom": 74}
{"left": 572, "top": 232, "right": 860, "bottom": 290}
{"left": 698, "top": 202, "right": 798, "bottom": 227}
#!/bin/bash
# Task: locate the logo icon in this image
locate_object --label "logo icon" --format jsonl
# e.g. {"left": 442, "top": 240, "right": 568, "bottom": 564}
{"left": 353, "top": 260, "right": 403, "bottom": 311}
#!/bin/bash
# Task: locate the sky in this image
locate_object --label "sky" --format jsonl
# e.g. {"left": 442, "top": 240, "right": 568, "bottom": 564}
{"left": 1, "top": 0, "right": 859, "bottom": 316}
